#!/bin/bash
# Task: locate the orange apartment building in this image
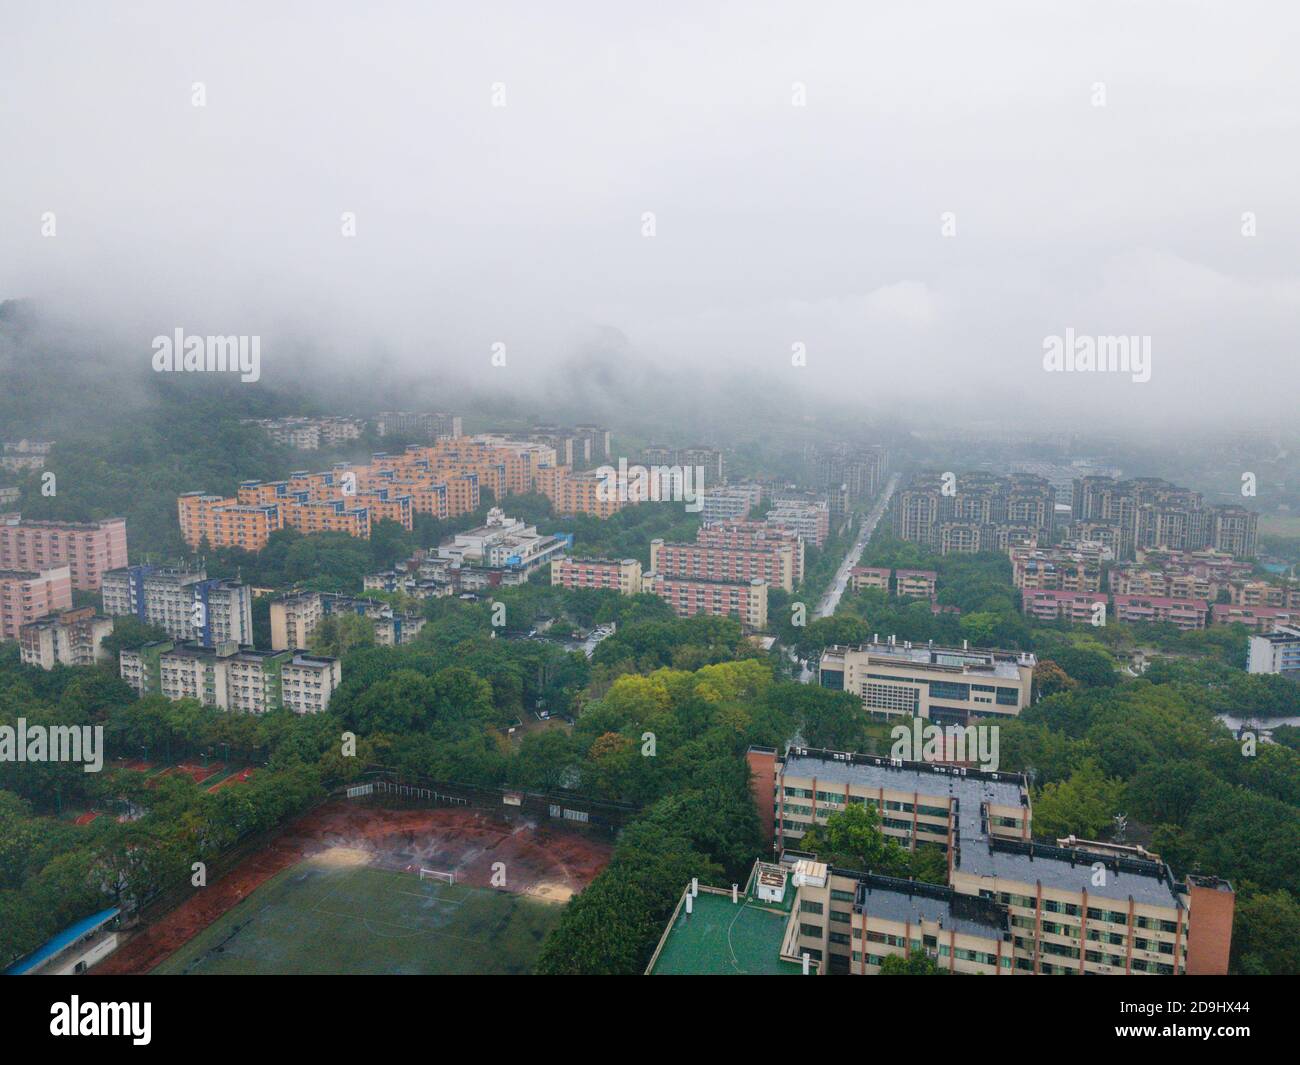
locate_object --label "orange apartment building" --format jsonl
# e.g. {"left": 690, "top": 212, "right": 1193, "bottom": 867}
{"left": 178, "top": 493, "right": 284, "bottom": 552}
{"left": 536, "top": 466, "right": 636, "bottom": 519}
{"left": 0, "top": 565, "right": 73, "bottom": 640}
{"left": 0, "top": 515, "right": 128, "bottom": 592}
{"left": 177, "top": 436, "right": 579, "bottom": 550}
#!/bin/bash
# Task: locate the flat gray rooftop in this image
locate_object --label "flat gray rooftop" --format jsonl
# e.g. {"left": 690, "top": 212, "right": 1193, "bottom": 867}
{"left": 854, "top": 880, "right": 1004, "bottom": 938}
{"left": 823, "top": 643, "right": 1032, "bottom": 681}
{"left": 782, "top": 752, "right": 1024, "bottom": 810}
{"left": 784, "top": 749, "right": 1181, "bottom": 909}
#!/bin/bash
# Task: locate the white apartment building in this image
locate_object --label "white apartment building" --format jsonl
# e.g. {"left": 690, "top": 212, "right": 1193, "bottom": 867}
{"left": 19, "top": 608, "right": 115, "bottom": 669}
{"left": 102, "top": 566, "right": 253, "bottom": 646}
{"left": 120, "top": 640, "right": 341, "bottom": 714}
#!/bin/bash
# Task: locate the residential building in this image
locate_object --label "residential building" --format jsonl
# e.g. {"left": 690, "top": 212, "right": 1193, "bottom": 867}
{"left": 573, "top": 425, "right": 612, "bottom": 461}
{"left": 244, "top": 416, "right": 365, "bottom": 450}
{"left": 180, "top": 430, "right": 625, "bottom": 551}
{"left": 818, "top": 640, "right": 1036, "bottom": 725}
{"left": 696, "top": 521, "right": 804, "bottom": 584}
{"left": 1010, "top": 540, "right": 1108, "bottom": 593}
{"left": 895, "top": 569, "right": 937, "bottom": 600}
{"left": 1111, "top": 594, "right": 1208, "bottom": 631}
{"left": 269, "top": 591, "right": 426, "bottom": 650}
{"left": 19, "top": 607, "right": 114, "bottom": 669}
{"left": 642, "top": 572, "right": 768, "bottom": 631}
{"left": 729, "top": 745, "right": 1234, "bottom": 976}
{"left": 1247, "top": 626, "right": 1300, "bottom": 677}
{"left": 701, "top": 483, "right": 763, "bottom": 524}
{"left": 1109, "top": 567, "right": 1214, "bottom": 600}
{"left": 0, "top": 440, "right": 53, "bottom": 473}
{"left": 550, "top": 557, "right": 643, "bottom": 595}
{"left": 117, "top": 641, "right": 174, "bottom": 695}
{"left": 1228, "top": 579, "right": 1300, "bottom": 610}
{"left": 375, "top": 411, "right": 461, "bottom": 440}
{"left": 0, "top": 514, "right": 128, "bottom": 591}
{"left": 817, "top": 444, "right": 889, "bottom": 501}
{"left": 677, "top": 446, "right": 725, "bottom": 486}
{"left": 0, "top": 565, "right": 72, "bottom": 640}
{"left": 178, "top": 493, "right": 283, "bottom": 552}
{"left": 766, "top": 501, "right": 831, "bottom": 548}
{"left": 1213, "top": 604, "right": 1300, "bottom": 633}
{"left": 508, "top": 425, "right": 590, "bottom": 468}
{"left": 893, "top": 473, "right": 1055, "bottom": 555}
{"left": 101, "top": 566, "right": 253, "bottom": 646}
{"left": 650, "top": 537, "right": 795, "bottom": 593}
{"left": 119, "top": 640, "right": 341, "bottom": 713}
{"left": 536, "top": 465, "right": 635, "bottom": 519}
{"left": 1072, "top": 476, "right": 1258, "bottom": 560}
{"left": 850, "top": 566, "right": 891, "bottom": 593}
{"left": 1022, "top": 589, "right": 1109, "bottom": 624}
{"left": 279, "top": 653, "right": 343, "bottom": 714}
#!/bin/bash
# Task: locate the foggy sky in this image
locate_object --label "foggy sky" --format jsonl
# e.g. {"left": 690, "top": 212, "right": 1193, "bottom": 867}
{"left": 2, "top": 1, "right": 1298, "bottom": 432}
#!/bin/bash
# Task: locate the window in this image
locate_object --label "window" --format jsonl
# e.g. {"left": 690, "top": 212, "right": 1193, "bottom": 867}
{"left": 929, "top": 680, "right": 970, "bottom": 701}
{"left": 864, "top": 681, "right": 919, "bottom": 714}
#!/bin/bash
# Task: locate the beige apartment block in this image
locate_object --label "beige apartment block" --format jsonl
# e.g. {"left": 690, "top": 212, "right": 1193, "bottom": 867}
{"left": 550, "top": 557, "right": 643, "bottom": 595}
{"left": 738, "top": 746, "right": 1233, "bottom": 976}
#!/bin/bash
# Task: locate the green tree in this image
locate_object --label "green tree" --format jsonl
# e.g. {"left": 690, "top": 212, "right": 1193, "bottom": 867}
{"left": 1031, "top": 759, "right": 1125, "bottom": 839}
{"left": 879, "top": 948, "right": 945, "bottom": 975}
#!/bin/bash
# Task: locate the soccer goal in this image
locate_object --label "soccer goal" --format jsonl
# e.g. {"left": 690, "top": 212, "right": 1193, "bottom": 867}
{"left": 419, "top": 868, "right": 455, "bottom": 886}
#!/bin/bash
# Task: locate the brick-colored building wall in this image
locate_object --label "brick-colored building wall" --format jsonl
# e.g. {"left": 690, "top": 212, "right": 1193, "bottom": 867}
{"left": 1185, "top": 879, "right": 1235, "bottom": 975}
{"left": 745, "top": 747, "right": 777, "bottom": 844}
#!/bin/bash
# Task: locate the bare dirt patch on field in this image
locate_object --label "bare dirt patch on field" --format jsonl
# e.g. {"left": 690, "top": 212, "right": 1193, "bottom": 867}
{"left": 94, "top": 801, "right": 612, "bottom": 974}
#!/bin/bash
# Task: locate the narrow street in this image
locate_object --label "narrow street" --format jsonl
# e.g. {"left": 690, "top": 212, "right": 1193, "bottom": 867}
{"left": 786, "top": 472, "right": 900, "bottom": 683}
{"left": 816, "top": 472, "right": 899, "bottom": 620}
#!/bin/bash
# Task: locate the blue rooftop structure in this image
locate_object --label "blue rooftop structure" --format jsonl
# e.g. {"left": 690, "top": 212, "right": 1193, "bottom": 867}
{"left": 4, "top": 906, "right": 119, "bottom": 975}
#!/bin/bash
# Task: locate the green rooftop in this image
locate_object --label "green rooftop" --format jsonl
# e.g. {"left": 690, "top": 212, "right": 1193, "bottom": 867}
{"left": 647, "top": 884, "right": 807, "bottom": 976}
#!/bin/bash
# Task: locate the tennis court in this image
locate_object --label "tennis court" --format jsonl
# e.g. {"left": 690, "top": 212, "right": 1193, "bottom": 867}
{"left": 154, "top": 857, "right": 561, "bottom": 974}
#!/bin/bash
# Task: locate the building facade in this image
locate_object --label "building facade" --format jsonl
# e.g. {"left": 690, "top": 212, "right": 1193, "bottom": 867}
{"left": 119, "top": 640, "right": 341, "bottom": 713}
{"left": 550, "top": 557, "right": 643, "bottom": 595}
{"left": 375, "top": 411, "right": 462, "bottom": 440}
{"left": 0, "top": 565, "right": 72, "bottom": 640}
{"left": 0, "top": 514, "right": 128, "bottom": 591}
{"left": 650, "top": 537, "right": 795, "bottom": 593}
{"left": 1246, "top": 625, "right": 1300, "bottom": 676}
{"left": 892, "top": 473, "right": 1055, "bottom": 555}
{"left": 818, "top": 641, "right": 1035, "bottom": 726}
{"left": 737, "top": 745, "right": 1234, "bottom": 976}
{"left": 18, "top": 607, "right": 114, "bottom": 669}
{"left": 269, "top": 591, "right": 426, "bottom": 650}
{"left": 1072, "top": 477, "right": 1258, "bottom": 560}
{"left": 642, "top": 572, "right": 768, "bottom": 631}
{"left": 101, "top": 566, "right": 253, "bottom": 646}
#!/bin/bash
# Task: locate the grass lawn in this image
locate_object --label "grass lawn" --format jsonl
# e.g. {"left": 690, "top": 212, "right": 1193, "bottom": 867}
{"left": 153, "top": 857, "right": 562, "bottom": 975}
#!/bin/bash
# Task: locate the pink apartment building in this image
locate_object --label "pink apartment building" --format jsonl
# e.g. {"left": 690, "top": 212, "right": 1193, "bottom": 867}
{"left": 0, "top": 565, "right": 73, "bottom": 640}
{"left": 0, "top": 514, "right": 128, "bottom": 592}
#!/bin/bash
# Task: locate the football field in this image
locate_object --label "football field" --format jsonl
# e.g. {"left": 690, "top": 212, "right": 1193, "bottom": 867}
{"left": 154, "top": 856, "right": 562, "bottom": 975}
